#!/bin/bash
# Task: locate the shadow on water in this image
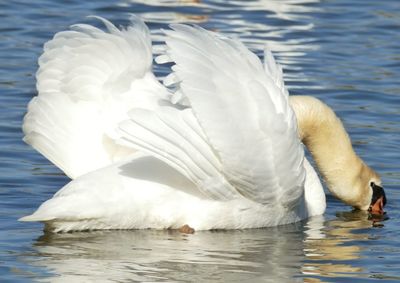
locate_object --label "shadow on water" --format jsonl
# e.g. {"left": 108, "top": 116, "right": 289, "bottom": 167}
{"left": 17, "top": 212, "right": 393, "bottom": 282}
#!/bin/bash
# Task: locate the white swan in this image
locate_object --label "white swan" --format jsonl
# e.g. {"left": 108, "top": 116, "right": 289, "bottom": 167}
{"left": 20, "top": 16, "right": 386, "bottom": 232}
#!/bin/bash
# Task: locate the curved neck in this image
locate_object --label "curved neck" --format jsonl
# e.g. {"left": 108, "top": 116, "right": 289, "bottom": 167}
{"left": 289, "top": 96, "right": 379, "bottom": 209}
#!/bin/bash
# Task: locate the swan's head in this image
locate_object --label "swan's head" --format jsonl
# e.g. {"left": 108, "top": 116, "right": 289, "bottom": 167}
{"left": 354, "top": 164, "right": 386, "bottom": 214}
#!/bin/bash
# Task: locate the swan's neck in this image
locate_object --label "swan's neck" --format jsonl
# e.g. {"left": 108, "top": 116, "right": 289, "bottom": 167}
{"left": 289, "top": 96, "right": 380, "bottom": 210}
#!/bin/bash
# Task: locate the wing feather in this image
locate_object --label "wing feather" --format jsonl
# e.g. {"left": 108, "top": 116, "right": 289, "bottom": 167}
{"left": 119, "top": 107, "right": 238, "bottom": 201}
{"left": 156, "top": 25, "right": 305, "bottom": 206}
{"left": 23, "top": 16, "right": 166, "bottom": 178}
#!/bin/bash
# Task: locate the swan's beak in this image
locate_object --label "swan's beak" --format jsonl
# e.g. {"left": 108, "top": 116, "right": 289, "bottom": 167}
{"left": 369, "top": 183, "right": 386, "bottom": 215}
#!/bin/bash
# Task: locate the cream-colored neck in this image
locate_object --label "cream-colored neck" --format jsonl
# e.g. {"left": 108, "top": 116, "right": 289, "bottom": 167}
{"left": 289, "top": 96, "right": 380, "bottom": 210}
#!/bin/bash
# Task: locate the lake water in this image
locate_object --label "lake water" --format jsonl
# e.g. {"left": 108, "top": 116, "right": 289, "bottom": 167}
{"left": 1, "top": 0, "right": 399, "bottom": 282}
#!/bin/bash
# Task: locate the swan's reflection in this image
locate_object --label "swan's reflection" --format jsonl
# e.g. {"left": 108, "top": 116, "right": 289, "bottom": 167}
{"left": 24, "top": 211, "right": 383, "bottom": 282}
{"left": 302, "top": 210, "right": 386, "bottom": 282}
{"left": 31, "top": 225, "right": 307, "bottom": 282}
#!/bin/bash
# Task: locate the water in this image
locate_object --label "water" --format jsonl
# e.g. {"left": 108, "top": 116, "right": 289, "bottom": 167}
{"left": 1, "top": 0, "right": 399, "bottom": 281}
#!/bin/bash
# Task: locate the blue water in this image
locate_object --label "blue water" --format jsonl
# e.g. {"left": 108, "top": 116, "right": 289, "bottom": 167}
{"left": 1, "top": 0, "right": 399, "bottom": 282}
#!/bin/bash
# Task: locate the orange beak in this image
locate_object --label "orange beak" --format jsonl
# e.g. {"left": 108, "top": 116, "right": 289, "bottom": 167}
{"left": 369, "top": 196, "right": 385, "bottom": 215}
{"left": 369, "top": 182, "right": 386, "bottom": 216}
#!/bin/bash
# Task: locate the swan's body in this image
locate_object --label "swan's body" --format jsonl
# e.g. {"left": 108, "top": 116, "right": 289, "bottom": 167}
{"left": 20, "top": 17, "right": 382, "bottom": 232}
{"left": 22, "top": 153, "right": 324, "bottom": 232}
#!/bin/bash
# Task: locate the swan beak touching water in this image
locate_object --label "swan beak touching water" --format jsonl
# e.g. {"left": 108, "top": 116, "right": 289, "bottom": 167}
{"left": 20, "top": 16, "right": 388, "bottom": 232}
{"left": 369, "top": 182, "right": 387, "bottom": 215}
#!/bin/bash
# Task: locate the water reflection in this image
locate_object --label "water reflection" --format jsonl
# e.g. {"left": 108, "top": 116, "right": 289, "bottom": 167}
{"left": 20, "top": 211, "right": 386, "bottom": 282}
{"left": 28, "top": 226, "right": 305, "bottom": 282}
{"left": 302, "top": 210, "right": 388, "bottom": 282}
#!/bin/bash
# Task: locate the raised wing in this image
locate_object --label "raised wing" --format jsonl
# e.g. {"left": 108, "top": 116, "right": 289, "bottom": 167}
{"left": 155, "top": 25, "right": 305, "bottom": 206}
{"left": 119, "top": 106, "right": 238, "bottom": 201}
{"left": 23, "top": 16, "right": 167, "bottom": 178}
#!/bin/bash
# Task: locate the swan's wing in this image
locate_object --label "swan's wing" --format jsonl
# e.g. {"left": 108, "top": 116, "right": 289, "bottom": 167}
{"left": 263, "top": 48, "right": 289, "bottom": 97}
{"left": 153, "top": 25, "right": 305, "bottom": 206}
{"left": 23, "top": 16, "right": 167, "bottom": 179}
{"left": 119, "top": 106, "right": 238, "bottom": 200}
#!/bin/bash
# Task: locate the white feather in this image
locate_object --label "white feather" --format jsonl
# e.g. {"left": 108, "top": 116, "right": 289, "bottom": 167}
{"left": 20, "top": 153, "right": 317, "bottom": 232}
{"left": 157, "top": 24, "right": 305, "bottom": 207}
{"left": 119, "top": 106, "right": 238, "bottom": 201}
{"left": 23, "top": 16, "right": 168, "bottom": 178}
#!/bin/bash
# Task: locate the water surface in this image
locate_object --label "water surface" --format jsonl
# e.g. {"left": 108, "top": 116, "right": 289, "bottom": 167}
{"left": 1, "top": 0, "right": 399, "bottom": 282}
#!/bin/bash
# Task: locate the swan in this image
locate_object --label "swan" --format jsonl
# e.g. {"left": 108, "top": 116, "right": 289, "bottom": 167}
{"left": 20, "top": 16, "right": 386, "bottom": 233}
